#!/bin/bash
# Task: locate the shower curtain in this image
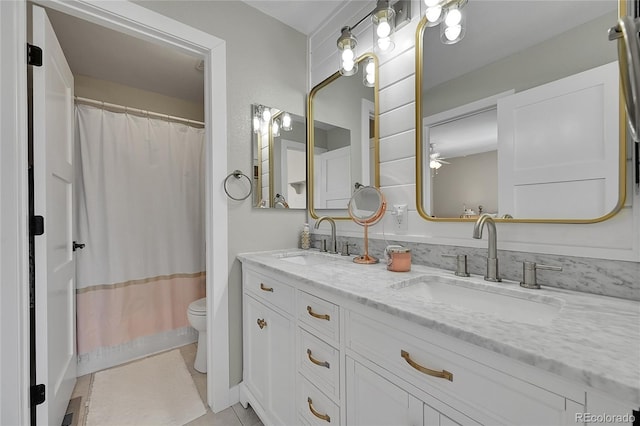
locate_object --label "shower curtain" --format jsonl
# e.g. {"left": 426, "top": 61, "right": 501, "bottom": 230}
{"left": 75, "top": 104, "right": 206, "bottom": 373}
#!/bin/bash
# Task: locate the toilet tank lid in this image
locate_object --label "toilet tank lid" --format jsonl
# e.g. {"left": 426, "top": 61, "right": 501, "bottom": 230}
{"left": 188, "top": 298, "right": 206, "bottom": 313}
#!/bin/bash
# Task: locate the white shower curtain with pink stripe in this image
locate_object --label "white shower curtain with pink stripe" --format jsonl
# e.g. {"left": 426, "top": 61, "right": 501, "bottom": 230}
{"left": 75, "top": 104, "right": 206, "bottom": 374}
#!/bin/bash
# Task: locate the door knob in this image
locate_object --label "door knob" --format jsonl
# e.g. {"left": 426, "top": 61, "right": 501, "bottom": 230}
{"left": 72, "top": 241, "right": 85, "bottom": 251}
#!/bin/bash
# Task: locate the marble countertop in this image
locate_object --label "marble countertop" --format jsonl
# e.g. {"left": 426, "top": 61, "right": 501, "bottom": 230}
{"left": 238, "top": 249, "right": 640, "bottom": 406}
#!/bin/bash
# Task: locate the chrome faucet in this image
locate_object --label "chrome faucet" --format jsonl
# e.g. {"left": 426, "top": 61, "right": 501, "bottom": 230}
{"left": 314, "top": 216, "right": 337, "bottom": 254}
{"left": 472, "top": 214, "right": 501, "bottom": 282}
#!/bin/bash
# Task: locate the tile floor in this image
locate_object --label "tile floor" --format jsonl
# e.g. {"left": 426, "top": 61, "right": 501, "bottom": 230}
{"left": 68, "top": 343, "right": 262, "bottom": 426}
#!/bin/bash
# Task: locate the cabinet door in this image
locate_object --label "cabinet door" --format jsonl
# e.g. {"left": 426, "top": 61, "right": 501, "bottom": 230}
{"left": 243, "top": 295, "right": 295, "bottom": 425}
{"left": 266, "top": 300, "right": 295, "bottom": 426}
{"left": 346, "top": 357, "right": 422, "bottom": 426}
{"left": 244, "top": 296, "right": 269, "bottom": 404}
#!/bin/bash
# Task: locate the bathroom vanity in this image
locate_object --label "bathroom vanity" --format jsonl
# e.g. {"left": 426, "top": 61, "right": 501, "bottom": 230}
{"left": 238, "top": 250, "right": 639, "bottom": 426}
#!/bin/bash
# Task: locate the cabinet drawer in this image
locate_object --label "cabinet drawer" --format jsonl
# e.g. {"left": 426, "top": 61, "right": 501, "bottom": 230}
{"left": 298, "top": 291, "right": 339, "bottom": 343}
{"left": 244, "top": 268, "right": 294, "bottom": 314}
{"left": 298, "top": 375, "right": 340, "bottom": 426}
{"left": 298, "top": 329, "right": 340, "bottom": 401}
{"left": 346, "top": 311, "right": 572, "bottom": 425}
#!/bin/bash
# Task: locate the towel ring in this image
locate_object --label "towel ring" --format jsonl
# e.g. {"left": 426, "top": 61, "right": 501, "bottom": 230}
{"left": 224, "top": 170, "right": 252, "bottom": 201}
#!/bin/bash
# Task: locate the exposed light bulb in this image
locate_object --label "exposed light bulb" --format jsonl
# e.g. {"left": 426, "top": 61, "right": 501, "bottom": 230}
{"left": 342, "top": 59, "right": 355, "bottom": 72}
{"left": 366, "top": 72, "right": 375, "bottom": 86}
{"left": 425, "top": 6, "right": 442, "bottom": 23}
{"left": 252, "top": 116, "right": 260, "bottom": 133}
{"left": 262, "top": 108, "right": 271, "bottom": 122}
{"left": 445, "top": 8, "right": 462, "bottom": 26}
{"left": 272, "top": 120, "right": 280, "bottom": 137}
{"left": 365, "top": 61, "right": 375, "bottom": 75}
{"left": 341, "top": 47, "right": 354, "bottom": 61}
{"left": 377, "top": 19, "right": 391, "bottom": 38}
{"left": 377, "top": 37, "right": 392, "bottom": 51}
{"left": 444, "top": 24, "right": 462, "bottom": 41}
{"left": 281, "top": 113, "right": 292, "bottom": 131}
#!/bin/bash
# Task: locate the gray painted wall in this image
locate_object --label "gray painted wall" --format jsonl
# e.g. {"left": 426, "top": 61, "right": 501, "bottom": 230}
{"left": 432, "top": 151, "right": 498, "bottom": 218}
{"left": 136, "top": 1, "right": 308, "bottom": 386}
{"left": 74, "top": 74, "right": 204, "bottom": 121}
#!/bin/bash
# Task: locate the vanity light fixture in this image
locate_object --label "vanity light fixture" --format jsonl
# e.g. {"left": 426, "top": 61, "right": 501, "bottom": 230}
{"left": 337, "top": 0, "right": 411, "bottom": 76}
{"left": 363, "top": 57, "right": 376, "bottom": 87}
{"left": 372, "top": 0, "right": 396, "bottom": 54}
{"left": 424, "top": 0, "right": 467, "bottom": 44}
{"left": 337, "top": 26, "right": 359, "bottom": 76}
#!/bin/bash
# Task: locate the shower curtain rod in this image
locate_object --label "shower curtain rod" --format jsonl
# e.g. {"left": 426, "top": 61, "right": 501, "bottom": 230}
{"left": 74, "top": 96, "right": 205, "bottom": 128}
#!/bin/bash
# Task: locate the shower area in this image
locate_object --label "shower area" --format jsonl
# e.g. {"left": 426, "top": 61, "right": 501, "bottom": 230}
{"left": 42, "top": 8, "right": 209, "bottom": 375}
{"left": 74, "top": 100, "right": 206, "bottom": 375}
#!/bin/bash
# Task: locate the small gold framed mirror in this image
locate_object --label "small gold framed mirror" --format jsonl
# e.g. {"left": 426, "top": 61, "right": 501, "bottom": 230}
{"left": 348, "top": 185, "right": 386, "bottom": 264}
{"left": 308, "top": 53, "right": 380, "bottom": 220}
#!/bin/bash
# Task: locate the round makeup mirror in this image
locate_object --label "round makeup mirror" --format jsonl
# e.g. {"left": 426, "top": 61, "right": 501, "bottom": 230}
{"left": 348, "top": 184, "right": 386, "bottom": 264}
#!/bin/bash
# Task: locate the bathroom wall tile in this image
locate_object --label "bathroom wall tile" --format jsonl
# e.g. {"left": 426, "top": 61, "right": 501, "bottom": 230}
{"left": 380, "top": 75, "right": 415, "bottom": 113}
{"left": 379, "top": 130, "right": 415, "bottom": 162}
{"left": 380, "top": 103, "right": 414, "bottom": 139}
{"left": 310, "top": 235, "right": 640, "bottom": 301}
{"left": 380, "top": 157, "right": 415, "bottom": 187}
{"left": 379, "top": 47, "right": 415, "bottom": 89}
{"left": 381, "top": 184, "right": 416, "bottom": 212}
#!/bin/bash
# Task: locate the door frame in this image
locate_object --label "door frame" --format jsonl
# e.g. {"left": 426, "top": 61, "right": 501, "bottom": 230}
{"left": 0, "top": 0, "right": 230, "bottom": 421}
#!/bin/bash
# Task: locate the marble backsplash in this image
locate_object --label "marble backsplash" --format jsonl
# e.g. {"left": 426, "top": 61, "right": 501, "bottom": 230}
{"left": 310, "top": 234, "right": 640, "bottom": 301}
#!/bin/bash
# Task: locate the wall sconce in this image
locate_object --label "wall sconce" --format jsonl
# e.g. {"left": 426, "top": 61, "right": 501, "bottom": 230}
{"left": 372, "top": 0, "right": 396, "bottom": 54}
{"left": 424, "top": 0, "right": 467, "bottom": 44}
{"left": 338, "top": 26, "right": 359, "bottom": 76}
{"left": 363, "top": 57, "right": 376, "bottom": 87}
{"left": 252, "top": 105, "right": 262, "bottom": 134}
{"left": 337, "top": 0, "right": 411, "bottom": 76}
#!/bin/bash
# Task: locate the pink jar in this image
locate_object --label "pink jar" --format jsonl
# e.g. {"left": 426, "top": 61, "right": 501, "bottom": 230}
{"left": 385, "top": 246, "right": 411, "bottom": 272}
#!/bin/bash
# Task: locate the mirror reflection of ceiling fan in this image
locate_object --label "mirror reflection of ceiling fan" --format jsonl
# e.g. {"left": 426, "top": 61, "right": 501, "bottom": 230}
{"left": 429, "top": 144, "right": 449, "bottom": 170}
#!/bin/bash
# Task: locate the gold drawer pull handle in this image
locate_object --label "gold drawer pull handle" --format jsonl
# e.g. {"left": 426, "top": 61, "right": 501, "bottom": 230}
{"left": 307, "top": 305, "right": 330, "bottom": 321}
{"left": 257, "top": 318, "right": 267, "bottom": 329}
{"left": 400, "top": 350, "right": 453, "bottom": 382}
{"left": 260, "top": 283, "right": 273, "bottom": 292}
{"left": 307, "top": 397, "right": 330, "bottom": 422}
{"left": 307, "top": 349, "right": 330, "bottom": 369}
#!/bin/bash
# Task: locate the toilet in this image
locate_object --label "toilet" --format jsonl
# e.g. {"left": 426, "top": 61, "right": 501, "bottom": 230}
{"left": 187, "top": 297, "right": 207, "bottom": 373}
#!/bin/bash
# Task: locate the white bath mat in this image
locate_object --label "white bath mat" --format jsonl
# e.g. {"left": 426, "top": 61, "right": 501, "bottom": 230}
{"left": 86, "top": 349, "right": 206, "bottom": 426}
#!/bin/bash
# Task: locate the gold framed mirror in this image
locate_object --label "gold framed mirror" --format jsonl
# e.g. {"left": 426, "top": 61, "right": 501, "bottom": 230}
{"left": 415, "top": 0, "right": 628, "bottom": 223}
{"left": 252, "top": 104, "right": 306, "bottom": 209}
{"left": 308, "top": 53, "right": 380, "bottom": 220}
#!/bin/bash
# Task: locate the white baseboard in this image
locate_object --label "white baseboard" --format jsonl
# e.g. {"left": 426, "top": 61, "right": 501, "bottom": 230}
{"left": 228, "top": 384, "right": 240, "bottom": 406}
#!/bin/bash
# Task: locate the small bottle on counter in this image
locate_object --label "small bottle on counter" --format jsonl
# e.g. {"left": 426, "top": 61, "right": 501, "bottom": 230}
{"left": 300, "top": 223, "right": 310, "bottom": 250}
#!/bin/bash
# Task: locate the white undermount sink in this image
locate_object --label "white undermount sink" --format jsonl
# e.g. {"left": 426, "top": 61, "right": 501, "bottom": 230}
{"left": 391, "top": 275, "right": 562, "bottom": 325}
{"left": 274, "top": 251, "right": 337, "bottom": 266}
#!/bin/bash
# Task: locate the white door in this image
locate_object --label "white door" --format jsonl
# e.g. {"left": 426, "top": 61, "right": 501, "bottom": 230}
{"left": 314, "top": 146, "right": 351, "bottom": 209}
{"left": 32, "top": 5, "right": 76, "bottom": 425}
{"left": 497, "top": 62, "right": 619, "bottom": 219}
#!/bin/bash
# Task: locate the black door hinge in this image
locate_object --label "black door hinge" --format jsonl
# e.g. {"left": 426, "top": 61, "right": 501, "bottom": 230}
{"left": 27, "top": 44, "right": 42, "bottom": 67}
{"left": 31, "top": 384, "right": 45, "bottom": 406}
{"left": 32, "top": 216, "right": 44, "bottom": 236}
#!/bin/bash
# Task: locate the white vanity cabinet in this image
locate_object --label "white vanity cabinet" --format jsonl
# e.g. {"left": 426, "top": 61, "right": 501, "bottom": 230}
{"left": 240, "top": 260, "right": 636, "bottom": 426}
{"left": 345, "top": 310, "right": 584, "bottom": 426}
{"left": 241, "top": 269, "right": 295, "bottom": 426}
{"left": 346, "top": 356, "right": 476, "bottom": 426}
